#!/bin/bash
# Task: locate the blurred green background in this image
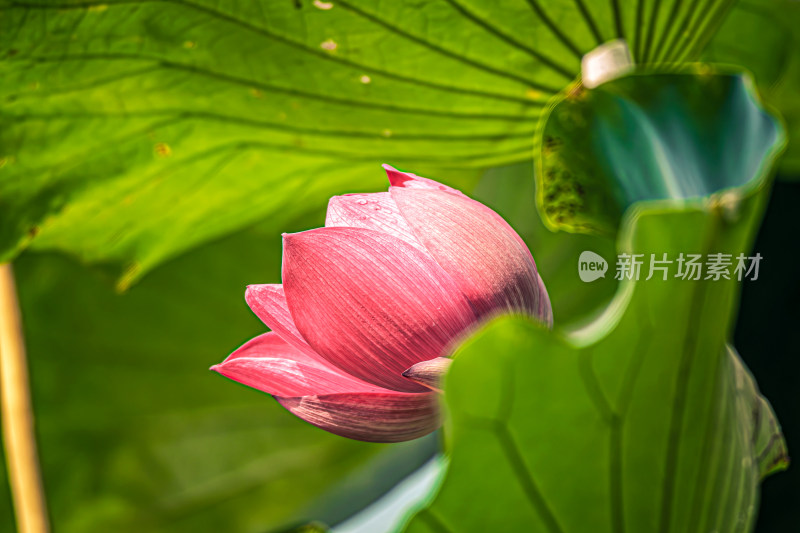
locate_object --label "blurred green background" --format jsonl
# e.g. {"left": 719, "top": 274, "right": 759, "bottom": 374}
{"left": 1, "top": 0, "right": 799, "bottom": 531}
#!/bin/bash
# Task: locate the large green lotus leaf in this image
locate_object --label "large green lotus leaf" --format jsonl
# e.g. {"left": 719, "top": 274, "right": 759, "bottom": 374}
{"left": 3, "top": 219, "right": 435, "bottom": 533}
{"left": 535, "top": 70, "right": 784, "bottom": 234}
{"left": 403, "top": 171, "right": 789, "bottom": 532}
{"left": 0, "top": 0, "right": 736, "bottom": 284}
{"left": 701, "top": 0, "right": 800, "bottom": 175}
{"left": 474, "top": 163, "right": 617, "bottom": 326}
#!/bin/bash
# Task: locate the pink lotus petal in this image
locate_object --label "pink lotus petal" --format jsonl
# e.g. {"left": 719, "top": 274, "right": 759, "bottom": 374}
{"left": 212, "top": 332, "right": 388, "bottom": 396}
{"left": 382, "top": 164, "right": 464, "bottom": 196}
{"left": 382, "top": 166, "right": 551, "bottom": 323}
{"left": 245, "top": 284, "right": 318, "bottom": 357}
{"left": 384, "top": 166, "right": 538, "bottom": 266}
{"left": 282, "top": 227, "right": 477, "bottom": 392}
{"left": 391, "top": 187, "right": 551, "bottom": 323}
{"left": 325, "top": 192, "right": 424, "bottom": 251}
{"left": 277, "top": 391, "right": 439, "bottom": 442}
{"left": 536, "top": 274, "right": 553, "bottom": 323}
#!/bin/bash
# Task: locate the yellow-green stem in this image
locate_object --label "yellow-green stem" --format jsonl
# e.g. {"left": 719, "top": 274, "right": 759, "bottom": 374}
{"left": 0, "top": 263, "right": 49, "bottom": 533}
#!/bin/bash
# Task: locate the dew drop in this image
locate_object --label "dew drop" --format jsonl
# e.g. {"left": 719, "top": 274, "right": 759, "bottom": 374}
{"left": 359, "top": 75, "right": 371, "bottom": 84}
{"left": 356, "top": 199, "right": 368, "bottom": 205}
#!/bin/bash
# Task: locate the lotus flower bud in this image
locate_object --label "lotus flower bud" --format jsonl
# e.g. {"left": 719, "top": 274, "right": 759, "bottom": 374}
{"left": 212, "top": 165, "right": 551, "bottom": 442}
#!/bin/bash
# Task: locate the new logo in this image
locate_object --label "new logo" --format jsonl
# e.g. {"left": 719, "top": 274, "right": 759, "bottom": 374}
{"left": 578, "top": 251, "right": 608, "bottom": 282}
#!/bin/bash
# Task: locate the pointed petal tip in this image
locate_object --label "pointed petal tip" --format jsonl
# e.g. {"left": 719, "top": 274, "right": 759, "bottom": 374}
{"left": 281, "top": 230, "right": 305, "bottom": 251}
{"left": 209, "top": 364, "right": 221, "bottom": 373}
{"left": 215, "top": 332, "right": 389, "bottom": 397}
{"left": 244, "top": 284, "right": 273, "bottom": 307}
{"left": 281, "top": 228, "right": 328, "bottom": 259}
{"left": 281, "top": 228, "right": 322, "bottom": 244}
{"left": 282, "top": 231, "right": 310, "bottom": 243}
{"left": 382, "top": 163, "right": 414, "bottom": 187}
{"left": 402, "top": 357, "right": 452, "bottom": 392}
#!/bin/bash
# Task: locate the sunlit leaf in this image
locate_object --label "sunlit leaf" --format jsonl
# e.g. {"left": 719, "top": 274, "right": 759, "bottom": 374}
{"left": 0, "top": 0, "right": 735, "bottom": 283}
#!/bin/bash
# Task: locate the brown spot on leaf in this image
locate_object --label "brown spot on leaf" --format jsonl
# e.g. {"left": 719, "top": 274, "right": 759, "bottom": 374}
{"left": 154, "top": 143, "right": 172, "bottom": 158}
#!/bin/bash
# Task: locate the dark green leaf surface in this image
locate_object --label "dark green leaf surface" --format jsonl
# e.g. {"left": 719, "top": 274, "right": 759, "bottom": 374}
{"left": 6, "top": 220, "right": 434, "bottom": 533}
{"left": 403, "top": 181, "right": 788, "bottom": 533}
{"left": 535, "top": 71, "right": 784, "bottom": 234}
{"left": 0, "top": 0, "right": 734, "bottom": 283}
{"left": 701, "top": 0, "right": 800, "bottom": 174}
{"left": 273, "top": 522, "right": 329, "bottom": 533}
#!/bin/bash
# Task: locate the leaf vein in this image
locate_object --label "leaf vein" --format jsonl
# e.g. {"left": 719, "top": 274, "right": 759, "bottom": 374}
{"left": 493, "top": 422, "right": 566, "bottom": 533}
{"left": 14, "top": 53, "right": 542, "bottom": 120}
{"left": 440, "top": 0, "right": 577, "bottom": 80}
{"left": 577, "top": 348, "right": 615, "bottom": 422}
{"left": 523, "top": 0, "right": 584, "bottom": 59}
{"left": 8, "top": 0, "right": 550, "bottom": 103}
{"left": 658, "top": 216, "right": 722, "bottom": 533}
{"left": 572, "top": 0, "right": 605, "bottom": 46}
{"left": 416, "top": 508, "right": 455, "bottom": 533}
{"left": 3, "top": 111, "right": 537, "bottom": 142}
{"left": 334, "top": 0, "right": 561, "bottom": 93}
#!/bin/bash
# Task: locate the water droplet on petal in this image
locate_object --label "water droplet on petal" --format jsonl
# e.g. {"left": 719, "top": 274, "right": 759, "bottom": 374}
{"left": 356, "top": 199, "right": 367, "bottom": 205}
